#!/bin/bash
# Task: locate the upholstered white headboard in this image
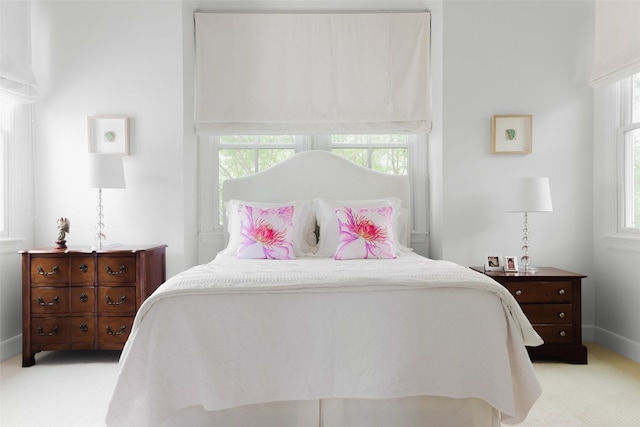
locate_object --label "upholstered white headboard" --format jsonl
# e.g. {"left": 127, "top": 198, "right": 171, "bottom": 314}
{"left": 222, "top": 150, "right": 411, "bottom": 246}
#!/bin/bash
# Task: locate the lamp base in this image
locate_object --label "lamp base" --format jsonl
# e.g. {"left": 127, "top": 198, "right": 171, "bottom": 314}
{"left": 519, "top": 265, "right": 538, "bottom": 273}
{"left": 54, "top": 240, "right": 67, "bottom": 249}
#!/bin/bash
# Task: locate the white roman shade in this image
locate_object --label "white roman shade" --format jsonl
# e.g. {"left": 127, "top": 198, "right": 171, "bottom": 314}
{"left": 590, "top": 0, "right": 640, "bottom": 87}
{"left": 195, "top": 12, "right": 431, "bottom": 134}
{"left": 0, "top": 1, "right": 38, "bottom": 102}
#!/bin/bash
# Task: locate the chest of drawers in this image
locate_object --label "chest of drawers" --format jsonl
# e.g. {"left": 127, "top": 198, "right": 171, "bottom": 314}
{"left": 470, "top": 266, "right": 587, "bottom": 364}
{"left": 21, "top": 245, "right": 166, "bottom": 367}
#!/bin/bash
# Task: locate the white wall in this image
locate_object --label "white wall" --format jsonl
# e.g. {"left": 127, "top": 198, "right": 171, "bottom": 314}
{"left": 31, "top": 0, "right": 193, "bottom": 280}
{"left": 440, "top": 0, "right": 596, "bottom": 337}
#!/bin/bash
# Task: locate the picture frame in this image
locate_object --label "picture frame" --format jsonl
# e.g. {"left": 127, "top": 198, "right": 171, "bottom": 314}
{"left": 88, "top": 116, "right": 129, "bottom": 155}
{"left": 484, "top": 254, "right": 503, "bottom": 271}
{"left": 504, "top": 255, "right": 519, "bottom": 272}
{"left": 491, "top": 114, "right": 532, "bottom": 154}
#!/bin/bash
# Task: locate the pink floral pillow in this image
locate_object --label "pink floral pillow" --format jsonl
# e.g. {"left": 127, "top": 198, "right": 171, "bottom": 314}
{"left": 236, "top": 204, "right": 296, "bottom": 259}
{"left": 334, "top": 206, "right": 396, "bottom": 260}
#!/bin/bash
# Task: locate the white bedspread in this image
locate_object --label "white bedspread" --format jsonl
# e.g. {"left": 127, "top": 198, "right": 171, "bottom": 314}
{"left": 106, "top": 253, "right": 542, "bottom": 426}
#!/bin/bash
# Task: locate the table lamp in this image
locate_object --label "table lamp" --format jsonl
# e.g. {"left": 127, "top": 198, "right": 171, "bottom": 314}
{"left": 504, "top": 177, "right": 553, "bottom": 272}
{"left": 88, "top": 154, "right": 125, "bottom": 249}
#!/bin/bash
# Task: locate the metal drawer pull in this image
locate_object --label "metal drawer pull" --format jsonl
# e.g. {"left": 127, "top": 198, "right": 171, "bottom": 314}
{"left": 79, "top": 323, "right": 89, "bottom": 332}
{"left": 37, "top": 326, "right": 59, "bottom": 336}
{"left": 559, "top": 331, "right": 566, "bottom": 337}
{"left": 37, "top": 296, "right": 59, "bottom": 306}
{"left": 37, "top": 266, "right": 59, "bottom": 276}
{"left": 106, "top": 295, "right": 126, "bottom": 305}
{"left": 558, "top": 289, "right": 566, "bottom": 295}
{"left": 106, "top": 265, "right": 127, "bottom": 275}
{"left": 79, "top": 293, "right": 89, "bottom": 302}
{"left": 105, "top": 325, "right": 127, "bottom": 335}
{"left": 559, "top": 312, "right": 566, "bottom": 318}
{"left": 79, "top": 263, "right": 88, "bottom": 272}
{"left": 515, "top": 290, "right": 522, "bottom": 296}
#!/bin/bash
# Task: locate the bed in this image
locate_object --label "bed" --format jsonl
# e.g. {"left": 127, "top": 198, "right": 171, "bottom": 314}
{"left": 106, "top": 151, "right": 542, "bottom": 427}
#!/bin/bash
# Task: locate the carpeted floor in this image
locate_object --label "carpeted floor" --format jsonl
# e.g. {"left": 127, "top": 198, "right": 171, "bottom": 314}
{"left": 503, "top": 343, "right": 640, "bottom": 427}
{"left": 0, "top": 342, "right": 638, "bottom": 426}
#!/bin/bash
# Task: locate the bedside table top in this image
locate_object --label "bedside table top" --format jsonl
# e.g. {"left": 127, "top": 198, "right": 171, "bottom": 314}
{"left": 20, "top": 244, "right": 167, "bottom": 255}
{"left": 470, "top": 266, "right": 586, "bottom": 279}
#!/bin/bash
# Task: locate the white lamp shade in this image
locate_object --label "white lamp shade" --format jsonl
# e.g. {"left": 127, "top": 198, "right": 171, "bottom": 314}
{"left": 88, "top": 154, "right": 126, "bottom": 189}
{"left": 504, "top": 177, "right": 553, "bottom": 213}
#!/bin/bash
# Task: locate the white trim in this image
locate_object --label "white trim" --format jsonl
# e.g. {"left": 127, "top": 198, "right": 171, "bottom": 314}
{"left": 594, "top": 326, "right": 640, "bottom": 363}
{"left": 0, "top": 334, "right": 21, "bottom": 362}
{"left": 602, "top": 234, "right": 640, "bottom": 252}
{"left": 0, "top": 236, "right": 24, "bottom": 254}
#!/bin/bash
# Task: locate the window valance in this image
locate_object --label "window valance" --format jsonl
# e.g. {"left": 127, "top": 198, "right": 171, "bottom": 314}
{"left": 195, "top": 12, "right": 431, "bottom": 134}
{"left": 0, "top": 1, "right": 38, "bottom": 102}
{"left": 590, "top": 0, "right": 640, "bottom": 87}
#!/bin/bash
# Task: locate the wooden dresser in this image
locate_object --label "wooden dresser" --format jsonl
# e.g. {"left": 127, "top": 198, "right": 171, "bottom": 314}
{"left": 470, "top": 266, "right": 588, "bottom": 364}
{"left": 21, "top": 245, "right": 167, "bottom": 367}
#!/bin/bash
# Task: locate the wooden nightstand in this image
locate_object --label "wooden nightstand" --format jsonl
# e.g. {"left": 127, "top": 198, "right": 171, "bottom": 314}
{"left": 470, "top": 266, "right": 587, "bottom": 364}
{"left": 21, "top": 245, "right": 167, "bottom": 367}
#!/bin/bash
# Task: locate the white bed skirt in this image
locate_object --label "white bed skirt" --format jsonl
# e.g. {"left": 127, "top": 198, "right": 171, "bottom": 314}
{"left": 162, "top": 396, "right": 499, "bottom": 427}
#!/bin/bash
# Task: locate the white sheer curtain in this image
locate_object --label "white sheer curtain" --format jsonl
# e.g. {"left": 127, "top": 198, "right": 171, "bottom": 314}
{"left": 0, "top": 1, "right": 38, "bottom": 102}
{"left": 590, "top": 0, "right": 640, "bottom": 87}
{"left": 0, "top": 1, "right": 37, "bottom": 238}
{"left": 195, "top": 12, "right": 431, "bottom": 134}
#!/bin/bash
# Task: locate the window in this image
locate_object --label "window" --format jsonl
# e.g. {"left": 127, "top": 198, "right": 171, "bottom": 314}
{"left": 199, "top": 134, "right": 427, "bottom": 248}
{"left": 331, "top": 135, "right": 408, "bottom": 175}
{"left": 0, "top": 94, "right": 13, "bottom": 237}
{"left": 619, "top": 72, "right": 640, "bottom": 232}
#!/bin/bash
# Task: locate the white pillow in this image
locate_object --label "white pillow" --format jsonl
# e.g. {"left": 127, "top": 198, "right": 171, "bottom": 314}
{"left": 333, "top": 205, "right": 397, "bottom": 260}
{"left": 224, "top": 199, "right": 316, "bottom": 257}
{"left": 313, "top": 197, "right": 405, "bottom": 257}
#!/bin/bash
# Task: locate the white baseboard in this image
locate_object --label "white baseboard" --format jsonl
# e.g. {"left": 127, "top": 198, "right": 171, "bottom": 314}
{"left": 594, "top": 327, "right": 640, "bottom": 363}
{"left": 0, "top": 334, "right": 21, "bottom": 362}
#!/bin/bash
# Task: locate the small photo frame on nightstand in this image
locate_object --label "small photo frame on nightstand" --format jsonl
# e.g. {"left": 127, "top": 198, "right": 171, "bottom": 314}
{"left": 504, "top": 255, "right": 519, "bottom": 272}
{"left": 484, "top": 254, "right": 503, "bottom": 271}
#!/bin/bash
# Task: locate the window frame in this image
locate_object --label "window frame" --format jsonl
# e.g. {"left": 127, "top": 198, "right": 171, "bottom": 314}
{"left": 616, "top": 73, "right": 640, "bottom": 236}
{"left": 0, "top": 127, "right": 7, "bottom": 237}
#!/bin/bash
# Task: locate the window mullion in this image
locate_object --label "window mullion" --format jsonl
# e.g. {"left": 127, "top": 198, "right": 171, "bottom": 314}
{"left": 312, "top": 135, "right": 332, "bottom": 151}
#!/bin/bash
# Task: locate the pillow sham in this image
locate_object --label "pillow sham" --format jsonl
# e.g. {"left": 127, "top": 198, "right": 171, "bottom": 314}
{"left": 236, "top": 204, "right": 295, "bottom": 259}
{"left": 334, "top": 206, "right": 396, "bottom": 259}
{"left": 224, "top": 199, "right": 316, "bottom": 257}
{"left": 313, "top": 197, "right": 404, "bottom": 257}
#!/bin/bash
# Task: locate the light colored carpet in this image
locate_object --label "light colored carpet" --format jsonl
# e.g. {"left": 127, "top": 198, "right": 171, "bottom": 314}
{"left": 502, "top": 343, "right": 640, "bottom": 427}
{"left": 1, "top": 343, "right": 638, "bottom": 426}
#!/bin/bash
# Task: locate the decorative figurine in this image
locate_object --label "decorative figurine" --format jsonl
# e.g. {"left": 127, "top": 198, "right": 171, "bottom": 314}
{"left": 55, "top": 217, "right": 70, "bottom": 248}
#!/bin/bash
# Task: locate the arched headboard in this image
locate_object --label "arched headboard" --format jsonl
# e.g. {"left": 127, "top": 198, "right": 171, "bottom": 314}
{"left": 222, "top": 150, "right": 411, "bottom": 246}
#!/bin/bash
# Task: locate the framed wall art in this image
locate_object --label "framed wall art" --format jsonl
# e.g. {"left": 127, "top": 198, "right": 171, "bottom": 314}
{"left": 88, "top": 116, "right": 129, "bottom": 155}
{"left": 491, "top": 114, "right": 532, "bottom": 154}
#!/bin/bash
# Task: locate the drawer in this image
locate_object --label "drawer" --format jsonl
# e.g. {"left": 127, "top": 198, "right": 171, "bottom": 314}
{"left": 70, "top": 317, "right": 96, "bottom": 343}
{"left": 31, "top": 318, "right": 70, "bottom": 344}
{"left": 70, "top": 255, "right": 95, "bottom": 285}
{"left": 30, "top": 257, "right": 69, "bottom": 285}
{"left": 69, "top": 287, "right": 96, "bottom": 314}
{"left": 98, "top": 256, "right": 136, "bottom": 284}
{"left": 534, "top": 325, "right": 573, "bottom": 344}
{"left": 521, "top": 304, "right": 573, "bottom": 324}
{"left": 98, "top": 287, "right": 137, "bottom": 315}
{"left": 98, "top": 316, "right": 134, "bottom": 347}
{"left": 504, "top": 281, "right": 572, "bottom": 303}
{"left": 31, "top": 288, "right": 69, "bottom": 314}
